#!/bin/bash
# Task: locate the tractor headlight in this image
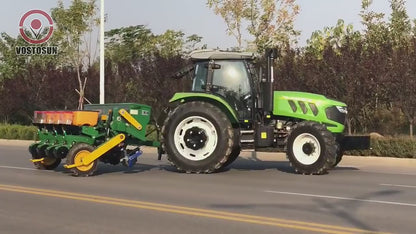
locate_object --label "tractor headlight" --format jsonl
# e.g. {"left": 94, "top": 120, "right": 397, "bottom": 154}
{"left": 336, "top": 106, "right": 348, "bottom": 114}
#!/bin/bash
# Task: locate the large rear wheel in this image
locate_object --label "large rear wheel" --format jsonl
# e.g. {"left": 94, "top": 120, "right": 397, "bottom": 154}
{"left": 286, "top": 121, "right": 336, "bottom": 175}
{"left": 220, "top": 129, "right": 241, "bottom": 169}
{"left": 162, "top": 101, "right": 235, "bottom": 173}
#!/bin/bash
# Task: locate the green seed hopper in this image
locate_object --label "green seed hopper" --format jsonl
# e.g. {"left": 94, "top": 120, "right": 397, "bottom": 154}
{"left": 29, "top": 103, "right": 160, "bottom": 176}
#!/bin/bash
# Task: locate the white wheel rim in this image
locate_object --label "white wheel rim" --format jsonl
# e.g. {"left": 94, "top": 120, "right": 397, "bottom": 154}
{"left": 292, "top": 133, "right": 321, "bottom": 165}
{"left": 174, "top": 116, "right": 218, "bottom": 161}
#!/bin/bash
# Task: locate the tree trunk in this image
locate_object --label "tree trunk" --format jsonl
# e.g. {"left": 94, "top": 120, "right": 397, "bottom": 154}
{"left": 76, "top": 66, "right": 84, "bottom": 110}
{"left": 347, "top": 118, "right": 352, "bottom": 135}
{"left": 410, "top": 122, "right": 413, "bottom": 138}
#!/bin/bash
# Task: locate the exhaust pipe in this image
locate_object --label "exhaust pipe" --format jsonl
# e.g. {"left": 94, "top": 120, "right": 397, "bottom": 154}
{"left": 263, "top": 48, "right": 278, "bottom": 113}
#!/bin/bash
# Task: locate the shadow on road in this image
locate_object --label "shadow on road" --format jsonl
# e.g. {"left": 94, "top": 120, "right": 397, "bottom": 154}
{"left": 50, "top": 151, "right": 360, "bottom": 175}
{"left": 51, "top": 162, "right": 176, "bottom": 176}
{"left": 222, "top": 152, "right": 360, "bottom": 174}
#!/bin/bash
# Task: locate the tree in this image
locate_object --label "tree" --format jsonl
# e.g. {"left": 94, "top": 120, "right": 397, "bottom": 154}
{"left": 0, "top": 33, "right": 27, "bottom": 82}
{"left": 51, "top": 0, "right": 98, "bottom": 110}
{"left": 207, "top": 0, "right": 248, "bottom": 49}
{"left": 246, "top": 0, "right": 300, "bottom": 52}
{"left": 306, "top": 19, "right": 360, "bottom": 59}
{"left": 207, "top": 0, "right": 299, "bottom": 52}
{"left": 386, "top": 0, "right": 416, "bottom": 137}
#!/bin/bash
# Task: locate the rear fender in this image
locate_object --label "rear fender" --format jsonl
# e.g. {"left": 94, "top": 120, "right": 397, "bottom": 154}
{"left": 169, "top": 92, "right": 239, "bottom": 125}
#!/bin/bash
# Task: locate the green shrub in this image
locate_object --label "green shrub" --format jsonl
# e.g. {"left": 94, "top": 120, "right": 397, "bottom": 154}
{"left": 0, "top": 124, "right": 38, "bottom": 140}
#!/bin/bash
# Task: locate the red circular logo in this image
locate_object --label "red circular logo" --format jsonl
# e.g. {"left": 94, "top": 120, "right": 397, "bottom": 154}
{"left": 19, "top": 10, "right": 54, "bottom": 44}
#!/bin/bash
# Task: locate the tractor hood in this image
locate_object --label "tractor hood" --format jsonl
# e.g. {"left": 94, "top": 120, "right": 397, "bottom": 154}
{"left": 273, "top": 91, "right": 347, "bottom": 133}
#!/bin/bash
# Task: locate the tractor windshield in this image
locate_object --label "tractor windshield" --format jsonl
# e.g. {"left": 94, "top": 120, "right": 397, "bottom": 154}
{"left": 212, "top": 61, "right": 251, "bottom": 97}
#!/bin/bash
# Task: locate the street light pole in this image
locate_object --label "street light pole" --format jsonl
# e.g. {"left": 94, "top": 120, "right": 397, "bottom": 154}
{"left": 99, "top": 0, "right": 105, "bottom": 104}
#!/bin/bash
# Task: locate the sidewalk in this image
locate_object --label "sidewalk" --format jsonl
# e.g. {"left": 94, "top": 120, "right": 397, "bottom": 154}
{"left": 0, "top": 139, "right": 36, "bottom": 146}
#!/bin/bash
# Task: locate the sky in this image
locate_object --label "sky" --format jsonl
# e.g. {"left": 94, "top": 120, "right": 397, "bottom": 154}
{"left": 1, "top": 0, "right": 416, "bottom": 48}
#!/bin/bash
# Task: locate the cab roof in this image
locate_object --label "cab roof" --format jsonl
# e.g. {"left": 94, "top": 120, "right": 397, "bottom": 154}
{"left": 189, "top": 49, "right": 255, "bottom": 61}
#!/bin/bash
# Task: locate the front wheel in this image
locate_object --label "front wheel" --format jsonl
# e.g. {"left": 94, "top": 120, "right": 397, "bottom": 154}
{"left": 286, "top": 121, "right": 336, "bottom": 175}
{"left": 162, "top": 101, "right": 235, "bottom": 173}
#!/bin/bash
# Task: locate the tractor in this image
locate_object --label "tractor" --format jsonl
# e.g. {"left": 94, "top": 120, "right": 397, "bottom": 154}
{"left": 161, "top": 49, "right": 369, "bottom": 175}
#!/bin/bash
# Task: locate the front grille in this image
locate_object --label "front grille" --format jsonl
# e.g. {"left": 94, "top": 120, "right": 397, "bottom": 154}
{"left": 325, "top": 106, "right": 346, "bottom": 124}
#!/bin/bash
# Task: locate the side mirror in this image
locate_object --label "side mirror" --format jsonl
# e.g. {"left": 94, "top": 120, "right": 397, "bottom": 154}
{"left": 171, "top": 65, "right": 194, "bottom": 79}
{"left": 212, "top": 64, "right": 221, "bottom": 69}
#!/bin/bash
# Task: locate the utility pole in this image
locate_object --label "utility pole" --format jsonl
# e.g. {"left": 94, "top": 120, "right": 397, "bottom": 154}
{"left": 99, "top": 0, "right": 105, "bottom": 104}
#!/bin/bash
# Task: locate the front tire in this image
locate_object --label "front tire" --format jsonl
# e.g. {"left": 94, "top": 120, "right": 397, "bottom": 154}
{"left": 286, "top": 121, "right": 336, "bottom": 175}
{"left": 162, "top": 101, "right": 234, "bottom": 173}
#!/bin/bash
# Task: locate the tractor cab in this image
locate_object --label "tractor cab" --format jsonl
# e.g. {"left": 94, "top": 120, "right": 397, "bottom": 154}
{"left": 189, "top": 50, "right": 257, "bottom": 124}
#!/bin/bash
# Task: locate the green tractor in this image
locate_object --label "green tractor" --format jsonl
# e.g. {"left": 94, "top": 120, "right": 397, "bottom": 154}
{"left": 162, "top": 49, "right": 369, "bottom": 175}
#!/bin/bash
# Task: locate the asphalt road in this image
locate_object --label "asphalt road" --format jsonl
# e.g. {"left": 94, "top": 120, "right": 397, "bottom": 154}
{"left": 0, "top": 140, "right": 415, "bottom": 234}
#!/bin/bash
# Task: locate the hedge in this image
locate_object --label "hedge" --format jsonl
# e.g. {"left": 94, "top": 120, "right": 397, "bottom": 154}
{"left": 0, "top": 124, "right": 38, "bottom": 140}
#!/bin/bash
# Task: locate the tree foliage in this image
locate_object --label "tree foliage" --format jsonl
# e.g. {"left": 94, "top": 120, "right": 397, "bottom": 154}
{"left": 207, "top": 0, "right": 299, "bottom": 51}
{"left": 104, "top": 25, "right": 200, "bottom": 122}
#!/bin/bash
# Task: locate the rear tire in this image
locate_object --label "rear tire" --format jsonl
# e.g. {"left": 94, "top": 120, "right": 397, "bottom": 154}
{"left": 286, "top": 121, "right": 336, "bottom": 175}
{"left": 220, "top": 129, "right": 241, "bottom": 169}
{"left": 162, "top": 101, "right": 234, "bottom": 173}
{"left": 66, "top": 143, "right": 98, "bottom": 177}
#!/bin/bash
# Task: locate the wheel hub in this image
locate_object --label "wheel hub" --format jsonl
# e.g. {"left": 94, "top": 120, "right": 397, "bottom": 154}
{"left": 74, "top": 150, "right": 94, "bottom": 172}
{"left": 292, "top": 133, "right": 321, "bottom": 165}
{"left": 184, "top": 127, "right": 207, "bottom": 150}
{"left": 174, "top": 116, "right": 218, "bottom": 161}
{"left": 302, "top": 142, "right": 315, "bottom": 155}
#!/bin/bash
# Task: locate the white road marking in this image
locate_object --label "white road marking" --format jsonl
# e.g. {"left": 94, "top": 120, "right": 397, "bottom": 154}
{"left": 349, "top": 169, "right": 416, "bottom": 176}
{"left": 265, "top": 190, "right": 416, "bottom": 207}
{"left": 380, "top": 183, "right": 416, "bottom": 189}
{"left": 0, "top": 165, "right": 39, "bottom": 171}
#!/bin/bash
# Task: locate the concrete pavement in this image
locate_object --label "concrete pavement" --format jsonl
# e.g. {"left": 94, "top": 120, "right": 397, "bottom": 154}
{"left": 0, "top": 143, "right": 416, "bottom": 233}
